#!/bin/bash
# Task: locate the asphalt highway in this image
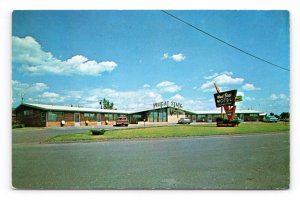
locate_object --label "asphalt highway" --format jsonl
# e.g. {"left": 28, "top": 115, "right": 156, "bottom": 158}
{"left": 12, "top": 132, "right": 289, "bottom": 189}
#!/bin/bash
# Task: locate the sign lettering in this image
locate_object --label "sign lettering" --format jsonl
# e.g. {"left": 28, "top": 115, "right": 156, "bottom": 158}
{"left": 214, "top": 90, "right": 237, "bottom": 107}
{"left": 153, "top": 101, "right": 182, "bottom": 109}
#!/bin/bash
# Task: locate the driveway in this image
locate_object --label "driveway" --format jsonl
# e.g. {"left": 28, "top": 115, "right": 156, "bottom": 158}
{"left": 12, "top": 132, "right": 289, "bottom": 189}
{"left": 12, "top": 123, "right": 191, "bottom": 144}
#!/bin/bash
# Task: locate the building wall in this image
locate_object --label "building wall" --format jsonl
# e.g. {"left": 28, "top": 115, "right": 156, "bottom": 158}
{"left": 47, "top": 112, "right": 75, "bottom": 127}
{"left": 47, "top": 111, "right": 111, "bottom": 127}
{"left": 47, "top": 111, "right": 73, "bottom": 127}
{"left": 15, "top": 105, "right": 46, "bottom": 127}
{"left": 48, "top": 121, "right": 64, "bottom": 127}
{"left": 15, "top": 104, "right": 262, "bottom": 127}
{"left": 243, "top": 114, "right": 260, "bottom": 121}
{"left": 80, "top": 121, "right": 98, "bottom": 126}
{"left": 167, "top": 108, "right": 186, "bottom": 123}
{"left": 168, "top": 114, "right": 186, "bottom": 123}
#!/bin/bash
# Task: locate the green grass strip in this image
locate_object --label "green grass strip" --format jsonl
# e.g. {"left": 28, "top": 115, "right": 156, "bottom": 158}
{"left": 46, "top": 123, "right": 290, "bottom": 143}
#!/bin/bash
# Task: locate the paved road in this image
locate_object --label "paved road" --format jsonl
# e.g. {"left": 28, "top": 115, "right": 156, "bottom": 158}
{"left": 12, "top": 132, "right": 289, "bottom": 189}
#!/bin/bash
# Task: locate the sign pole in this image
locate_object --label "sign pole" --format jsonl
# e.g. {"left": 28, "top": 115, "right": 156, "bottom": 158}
{"left": 221, "top": 106, "right": 223, "bottom": 119}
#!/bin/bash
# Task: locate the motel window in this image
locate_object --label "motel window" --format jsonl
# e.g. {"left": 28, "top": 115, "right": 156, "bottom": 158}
{"left": 113, "top": 114, "right": 119, "bottom": 120}
{"left": 160, "top": 110, "right": 167, "bottom": 122}
{"left": 197, "top": 115, "right": 206, "bottom": 122}
{"left": 97, "top": 114, "right": 101, "bottom": 122}
{"left": 84, "top": 113, "right": 96, "bottom": 121}
{"left": 105, "top": 113, "right": 114, "bottom": 121}
{"left": 133, "top": 114, "right": 142, "bottom": 118}
{"left": 197, "top": 115, "right": 206, "bottom": 119}
{"left": 249, "top": 113, "right": 258, "bottom": 117}
{"left": 132, "top": 114, "right": 142, "bottom": 121}
{"left": 212, "top": 114, "right": 221, "bottom": 122}
{"left": 23, "top": 110, "right": 33, "bottom": 116}
{"left": 148, "top": 109, "right": 167, "bottom": 122}
{"left": 148, "top": 112, "right": 154, "bottom": 122}
{"left": 23, "top": 110, "right": 33, "bottom": 117}
{"left": 48, "top": 112, "right": 64, "bottom": 121}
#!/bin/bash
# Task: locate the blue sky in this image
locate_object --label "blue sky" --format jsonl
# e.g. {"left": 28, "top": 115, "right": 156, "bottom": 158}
{"left": 12, "top": 10, "right": 290, "bottom": 114}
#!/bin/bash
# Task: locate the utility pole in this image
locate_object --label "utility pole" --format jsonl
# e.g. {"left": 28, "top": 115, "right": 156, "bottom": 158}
{"left": 99, "top": 100, "right": 102, "bottom": 109}
{"left": 21, "top": 93, "right": 24, "bottom": 104}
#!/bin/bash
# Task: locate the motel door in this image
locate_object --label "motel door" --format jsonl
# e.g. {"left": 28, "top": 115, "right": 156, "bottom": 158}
{"left": 208, "top": 115, "right": 212, "bottom": 123}
{"left": 97, "top": 113, "right": 101, "bottom": 126}
{"left": 240, "top": 114, "right": 244, "bottom": 122}
{"left": 74, "top": 113, "right": 80, "bottom": 126}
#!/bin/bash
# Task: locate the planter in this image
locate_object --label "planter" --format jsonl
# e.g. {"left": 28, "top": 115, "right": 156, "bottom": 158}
{"left": 216, "top": 118, "right": 240, "bottom": 127}
{"left": 217, "top": 123, "right": 237, "bottom": 127}
{"left": 90, "top": 129, "right": 106, "bottom": 135}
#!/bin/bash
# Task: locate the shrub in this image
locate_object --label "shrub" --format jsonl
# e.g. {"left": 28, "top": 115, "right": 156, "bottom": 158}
{"left": 12, "top": 123, "right": 25, "bottom": 129}
{"left": 216, "top": 117, "right": 223, "bottom": 122}
{"left": 229, "top": 119, "right": 241, "bottom": 125}
{"left": 90, "top": 129, "right": 106, "bottom": 135}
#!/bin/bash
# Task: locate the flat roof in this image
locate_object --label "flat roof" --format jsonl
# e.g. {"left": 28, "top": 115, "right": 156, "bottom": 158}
{"left": 18, "top": 103, "right": 263, "bottom": 115}
{"left": 131, "top": 107, "right": 198, "bottom": 115}
{"left": 18, "top": 103, "right": 130, "bottom": 114}
{"left": 196, "top": 109, "right": 262, "bottom": 115}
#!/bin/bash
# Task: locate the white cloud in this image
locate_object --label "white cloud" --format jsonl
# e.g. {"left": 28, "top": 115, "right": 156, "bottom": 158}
{"left": 162, "top": 53, "right": 169, "bottom": 59}
{"left": 162, "top": 53, "right": 186, "bottom": 62}
{"left": 171, "top": 53, "right": 186, "bottom": 62}
{"left": 12, "top": 80, "right": 69, "bottom": 105}
{"left": 200, "top": 81, "right": 215, "bottom": 92}
{"left": 245, "top": 97, "right": 256, "bottom": 101}
{"left": 199, "top": 72, "right": 244, "bottom": 92}
{"left": 38, "top": 92, "right": 59, "bottom": 98}
{"left": 31, "top": 82, "right": 49, "bottom": 92}
{"left": 156, "top": 81, "right": 173, "bottom": 87}
{"left": 270, "top": 93, "right": 289, "bottom": 101}
{"left": 214, "top": 74, "right": 244, "bottom": 85}
{"left": 183, "top": 98, "right": 215, "bottom": 112}
{"left": 156, "top": 81, "right": 182, "bottom": 93}
{"left": 204, "top": 71, "right": 232, "bottom": 79}
{"left": 67, "top": 87, "right": 163, "bottom": 111}
{"left": 143, "top": 84, "right": 151, "bottom": 88}
{"left": 13, "top": 36, "right": 117, "bottom": 76}
{"left": 33, "top": 92, "right": 65, "bottom": 104}
{"left": 84, "top": 95, "right": 99, "bottom": 102}
{"left": 242, "top": 83, "right": 261, "bottom": 91}
{"left": 12, "top": 80, "right": 48, "bottom": 94}
{"left": 170, "top": 94, "right": 184, "bottom": 101}
{"left": 204, "top": 73, "right": 219, "bottom": 80}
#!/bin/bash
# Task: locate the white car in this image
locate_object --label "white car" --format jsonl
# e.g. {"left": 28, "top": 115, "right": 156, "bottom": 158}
{"left": 178, "top": 117, "right": 191, "bottom": 124}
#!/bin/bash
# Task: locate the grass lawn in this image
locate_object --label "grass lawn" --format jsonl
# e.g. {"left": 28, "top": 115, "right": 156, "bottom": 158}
{"left": 13, "top": 127, "right": 45, "bottom": 132}
{"left": 46, "top": 122, "right": 290, "bottom": 143}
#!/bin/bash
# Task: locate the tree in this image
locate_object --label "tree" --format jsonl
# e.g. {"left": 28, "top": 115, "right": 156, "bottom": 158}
{"left": 99, "top": 98, "right": 115, "bottom": 109}
{"left": 280, "top": 112, "right": 290, "bottom": 120}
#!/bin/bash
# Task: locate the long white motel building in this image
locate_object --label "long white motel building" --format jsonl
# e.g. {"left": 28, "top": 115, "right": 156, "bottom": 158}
{"left": 14, "top": 101, "right": 264, "bottom": 127}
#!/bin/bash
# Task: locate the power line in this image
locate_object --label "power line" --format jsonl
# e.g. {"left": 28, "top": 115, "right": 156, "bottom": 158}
{"left": 161, "top": 10, "right": 289, "bottom": 72}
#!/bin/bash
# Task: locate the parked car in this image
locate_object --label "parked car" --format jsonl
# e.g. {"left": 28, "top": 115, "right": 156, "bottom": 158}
{"left": 178, "top": 117, "right": 191, "bottom": 124}
{"left": 115, "top": 117, "right": 129, "bottom": 126}
{"left": 263, "top": 115, "right": 278, "bottom": 123}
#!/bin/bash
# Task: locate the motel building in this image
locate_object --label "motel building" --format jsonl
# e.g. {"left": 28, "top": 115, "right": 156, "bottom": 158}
{"left": 14, "top": 101, "right": 263, "bottom": 127}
